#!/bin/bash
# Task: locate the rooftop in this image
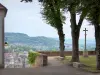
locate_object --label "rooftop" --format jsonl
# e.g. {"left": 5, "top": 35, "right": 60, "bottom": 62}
{"left": 0, "top": 3, "right": 7, "bottom": 14}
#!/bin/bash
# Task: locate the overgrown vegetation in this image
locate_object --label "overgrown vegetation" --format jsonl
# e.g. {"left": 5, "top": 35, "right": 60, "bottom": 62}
{"left": 28, "top": 51, "right": 40, "bottom": 65}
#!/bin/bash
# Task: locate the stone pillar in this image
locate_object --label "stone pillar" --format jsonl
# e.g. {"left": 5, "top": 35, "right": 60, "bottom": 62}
{"left": 0, "top": 3, "right": 7, "bottom": 68}
{"left": 34, "top": 54, "right": 48, "bottom": 67}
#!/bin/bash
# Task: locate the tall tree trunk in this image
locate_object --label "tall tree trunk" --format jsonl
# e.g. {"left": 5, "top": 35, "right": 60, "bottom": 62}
{"left": 71, "top": 29, "right": 80, "bottom": 62}
{"left": 95, "top": 25, "right": 100, "bottom": 70}
{"left": 58, "top": 28, "right": 65, "bottom": 57}
{"left": 70, "top": 11, "right": 80, "bottom": 62}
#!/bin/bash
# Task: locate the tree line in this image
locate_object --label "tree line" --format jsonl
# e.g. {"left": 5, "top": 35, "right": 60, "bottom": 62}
{"left": 21, "top": 0, "right": 100, "bottom": 70}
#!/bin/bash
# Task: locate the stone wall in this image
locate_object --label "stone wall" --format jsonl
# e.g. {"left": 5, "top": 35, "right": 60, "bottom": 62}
{"left": 37, "top": 51, "right": 96, "bottom": 56}
{"left": 34, "top": 54, "right": 48, "bottom": 67}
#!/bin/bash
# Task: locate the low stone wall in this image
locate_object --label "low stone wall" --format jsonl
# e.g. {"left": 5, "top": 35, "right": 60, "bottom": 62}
{"left": 34, "top": 54, "right": 48, "bottom": 67}
{"left": 37, "top": 51, "right": 96, "bottom": 56}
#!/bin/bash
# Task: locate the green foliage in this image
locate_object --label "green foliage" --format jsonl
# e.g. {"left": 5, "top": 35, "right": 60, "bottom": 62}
{"left": 40, "top": 0, "right": 66, "bottom": 29}
{"left": 28, "top": 51, "right": 39, "bottom": 65}
{"left": 86, "top": 0, "right": 100, "bottom": 25}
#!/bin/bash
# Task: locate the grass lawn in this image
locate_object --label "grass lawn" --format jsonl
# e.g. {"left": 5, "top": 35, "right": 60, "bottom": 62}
{"left": 65, "top": 56, "right": 100, "bottom": 72}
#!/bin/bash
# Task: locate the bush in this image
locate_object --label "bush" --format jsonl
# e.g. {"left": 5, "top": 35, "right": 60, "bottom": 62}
{"left": 28, "top": 51, "right": 39, "bottom": 65}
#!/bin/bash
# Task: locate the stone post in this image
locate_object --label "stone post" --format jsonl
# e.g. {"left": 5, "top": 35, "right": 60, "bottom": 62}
{"left": 0, "top": 3, "right": 7, "bottom": 68}
{"left": 83, "top": 28, "right": 88, "bottom": 57}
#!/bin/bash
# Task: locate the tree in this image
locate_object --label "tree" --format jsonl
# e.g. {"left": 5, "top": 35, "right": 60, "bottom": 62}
{"left": 86, "top": 0, "right": 100, "bottom": 70}
{"left": 20, "top": 0, "right": 32, "bottom": 2}
{"left": 21, "top": 0, "right": 66, "bottom": 57}
{"left": 62, "top": 0, "right": 90, "bottom": 62}
{"left": 20, "top": 0, "right": 43, "bottom": 2}
{"left": 40, "top": 0, "right": 66, "bottom": 57}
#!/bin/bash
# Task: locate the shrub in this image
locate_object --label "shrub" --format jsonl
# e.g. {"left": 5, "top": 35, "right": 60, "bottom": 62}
{"left": 28, "top": 51, "right": 39, "bottom": 65}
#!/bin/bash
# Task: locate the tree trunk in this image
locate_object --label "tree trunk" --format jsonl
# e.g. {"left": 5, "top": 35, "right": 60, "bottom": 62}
{"left": 69, "top": 10, "right": 80, "bottom": 62}
{"left": 95, "top": 25, "right": 100, "bottom": 70}
{"left": 71, "top": 29, "right": 80, "bottom": 62}
{"left": 58, "top": 28, "right": 65, "bottom": 57}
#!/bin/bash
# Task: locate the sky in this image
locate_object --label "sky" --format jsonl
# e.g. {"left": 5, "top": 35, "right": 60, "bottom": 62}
{"left": 0, "top": 0, "right": 95, "bottom": 39}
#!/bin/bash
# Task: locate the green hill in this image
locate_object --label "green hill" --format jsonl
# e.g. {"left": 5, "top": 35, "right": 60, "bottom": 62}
{"left": 5, "top": 32, "right": 59, "bottom": 49}
{"left": 4, "top": 32, "right": 95, "bottom": 51}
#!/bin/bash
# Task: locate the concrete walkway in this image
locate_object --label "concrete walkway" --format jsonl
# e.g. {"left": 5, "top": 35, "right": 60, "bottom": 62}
{"left": 48, "top": 57, "right": 63, "bottom": 66}
{"left": 0, "top": 57, "right": 100, "bottom": 75}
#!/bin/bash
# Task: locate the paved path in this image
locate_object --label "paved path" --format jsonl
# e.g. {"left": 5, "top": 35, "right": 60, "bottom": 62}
{"left": 48, "top": 57, "right": 63, "bottom": 66}
{"left": 0, "top": 65, "right": 99, "bottom": 75}
{"left": 0, "top": 56, "right": 100, "bottom": 75}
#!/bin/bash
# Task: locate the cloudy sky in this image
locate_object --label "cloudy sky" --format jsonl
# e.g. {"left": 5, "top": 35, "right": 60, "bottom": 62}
{"left": 0, "top": 0, "right": 95, "bottom": 39}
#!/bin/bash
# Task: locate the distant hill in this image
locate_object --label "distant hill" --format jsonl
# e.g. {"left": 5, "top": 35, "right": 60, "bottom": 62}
{"left": 5, "top": 32, "right": 59, "bottom": 48}
{"left": 4, "top": 32, "right": 96, "bottom": 51}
